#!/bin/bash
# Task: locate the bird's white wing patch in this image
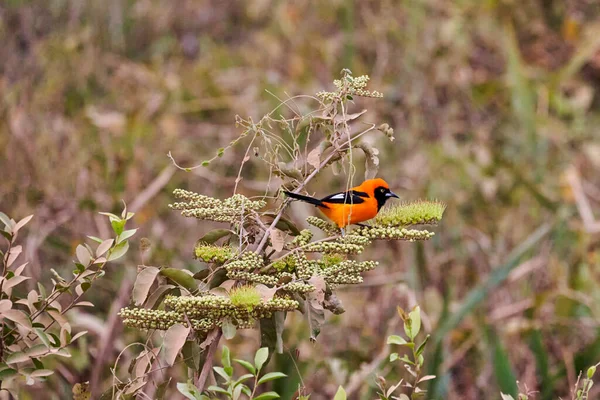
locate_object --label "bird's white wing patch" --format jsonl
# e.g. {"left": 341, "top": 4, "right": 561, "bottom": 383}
{"left": 328, "top": 193, "right": 346, "bottom": 200}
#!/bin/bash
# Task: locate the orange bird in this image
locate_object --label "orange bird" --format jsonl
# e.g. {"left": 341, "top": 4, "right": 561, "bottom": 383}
{"left": 283, "top": 178, "right": 399, "bottom": 229}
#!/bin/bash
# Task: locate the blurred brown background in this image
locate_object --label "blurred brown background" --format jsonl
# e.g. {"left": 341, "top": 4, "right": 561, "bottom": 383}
{"left": 2, "top": 0, "right": 600, "bottom": 399}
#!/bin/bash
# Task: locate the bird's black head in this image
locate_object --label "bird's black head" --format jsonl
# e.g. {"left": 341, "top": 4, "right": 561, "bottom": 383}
{"left": 373, "top": 186, "right": 399, "bottom": 210}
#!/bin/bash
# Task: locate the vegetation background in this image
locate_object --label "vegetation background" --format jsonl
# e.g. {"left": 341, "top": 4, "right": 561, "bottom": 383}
{"left": 2, "top": 0, "right": 600, "bottom": 399}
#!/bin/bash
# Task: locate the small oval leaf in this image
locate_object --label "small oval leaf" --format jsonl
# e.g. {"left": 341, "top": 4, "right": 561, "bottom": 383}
{"left": 160, "top": 268, "right": 197, "bottom": 293}
{"left": 133, "top": 267, "right": 160, "bottom": 306}
{"left": 257, "top": 372, "right": 287, "bottom": 385}
{"left": 254, "top": 347, "right": 269, "bottom": 371}
{"left": 163, "top": 324, "right": 191, "bottom": 366}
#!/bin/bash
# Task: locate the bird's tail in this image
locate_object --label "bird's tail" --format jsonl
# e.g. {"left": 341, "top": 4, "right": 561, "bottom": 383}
{"left": 283, "top": 191, "right": 327, "bottom": 208}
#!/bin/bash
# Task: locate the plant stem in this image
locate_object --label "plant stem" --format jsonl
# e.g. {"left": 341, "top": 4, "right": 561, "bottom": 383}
{"left": 196, "top": 328, "right": 223, "bottom": 392}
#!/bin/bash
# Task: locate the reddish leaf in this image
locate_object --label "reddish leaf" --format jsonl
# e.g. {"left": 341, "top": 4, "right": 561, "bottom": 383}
{"left": 96, "top": 239, "right": 114, "bottom": 257}
{"left": 76, "top": 245, "right": 91, "bottom": 267}
{"left": 133, "top": 267, "right": 160, "bottom": 306}
{"left": 269, "top": 229, "right": 285, "bottom": 252}
{"left": 162, "top": 323, "right": 190, "bottom": 366}
{"left": 13, "top": 215, "right": 33, "bottom": 233}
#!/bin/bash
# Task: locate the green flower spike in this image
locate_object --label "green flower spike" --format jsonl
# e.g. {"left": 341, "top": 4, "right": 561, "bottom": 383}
{"left": 375, "top": 200, "right": 446, "bottom": 227}
{"left": 229, "top": 285, "right": 262, "bottom": 312}
{"left": 194, "top": 244, "right": 235, "bottom": 264}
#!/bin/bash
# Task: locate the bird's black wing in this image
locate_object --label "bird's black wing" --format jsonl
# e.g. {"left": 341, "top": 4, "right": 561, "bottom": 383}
{"left": 320, "top": 190, "right": 369, "bottom": 204}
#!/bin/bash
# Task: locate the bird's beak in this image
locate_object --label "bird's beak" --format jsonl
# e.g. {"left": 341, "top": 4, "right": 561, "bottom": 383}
{"left": 386, "top": 191, "right": 399, "bottom": 199}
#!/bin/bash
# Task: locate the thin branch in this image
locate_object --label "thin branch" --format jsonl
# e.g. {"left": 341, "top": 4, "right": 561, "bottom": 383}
{"left": 129, "top": 165, "right": 176, "bottom": 212}
{"left": 196, "top": 328, "right": 223, "bottom": 392}
{"left": 90, "top": 271, "right": 135, "bottom": 397}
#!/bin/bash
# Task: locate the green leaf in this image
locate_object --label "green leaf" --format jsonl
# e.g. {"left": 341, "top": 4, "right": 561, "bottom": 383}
{"left": 110, "top": 218, "right": 126, "bottom": 236}
{"left": 213, "top": 366, "right": 231, "bottom": 381}
{"left": 6, "top": 351, "right": 30, "bottom": 364}
{"left": 387, "top": 335, "right": 407, "bottom": 345}
{"left": 98, "top": 212, "right": 120, "bottom": 220}
{"left": 404, "top": 306, "right": 421, "bottom": 340}
{"left": 222, "top": 318, "right": 236, "bottom": 340}
{"left": 233, "top": 373, "right": 254, "bottom": 386}
{"left": 117, "top": 229, "right": 137, "bottom": 244}
{"left": 234, "top": 359, "right": 256, "bottom": 375}
{"left": 107, "top": 240, "right": 129, "bottom": 261}
{"left": 488, "top": 326, "right": 518, "bottom": 397}
{"left": 221, "top": 345, "right": 231, "bottom": 369}
{"left": 389, "top": 353, "right": 399, "bottom": 362}
{"left": 160, "top": 268, "right": 198, "bottom": 292}
{"left": 193, "top": 266, "right": 211, "bottom": 282}
{"left": 87, "top": 236, "right": 103, "bottom": 244}
{"left": 254, "top": 347, "right": 269, "bottom": 371}
{"left": 182, "top": 341, "right": 201, "bottom": 371}
{"left": 176, "top": 381, "right": 203, "bottom": 400}
{"left": 197, "top": 230, "right": 232, "bottom": 246}
{"left": 31, "top": 358, "right": 44, "bottom": 370}
{"left": 34, "top": 328, "right": 52, "bottom": 349}
{"left": 333, "top": 386, "right": 346, "bottom": 400}
{"left": 527, "top": 329, "right": 552, "bottom": 399}
{"left": 257, "top": 372, "right": 287, "bottom": 385}
{"left": 0, "top": 212, "right": 13, "bottom": 229}
{"left": 207, "top": 385, "right": 229, "bottom": 394}
{"left": 241, "top": 385, "right": 251, "bottom": 396}
{"left": 0, "top": 367, "right": 17, "bottom": 380}
{"left": 416, "top": 334, "right": 430, "bottom": 357}
{"left": 259, "top": 315, "right": 277, "bottom": 358}
{"left": 588, "top": 365, "right": 597, "bottom": 379}
{"left": 233, "top": 385, "right": 243, "bottom": 400}
{"left": 30, "top": 369, "right": 53, "bottom": 377}
{"left": 253, "top": 392, "right": 280, "bottom": 400}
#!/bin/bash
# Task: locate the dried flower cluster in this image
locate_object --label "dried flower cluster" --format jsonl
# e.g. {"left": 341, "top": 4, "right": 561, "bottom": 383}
{"left": 318, "top": 73, "right": 384, "bottom": 101}
{"left": 169, "top": 189, "right": 265, "bottom": 223}
{"left": 119, "top": 286, "right": 299, "bottom": 331}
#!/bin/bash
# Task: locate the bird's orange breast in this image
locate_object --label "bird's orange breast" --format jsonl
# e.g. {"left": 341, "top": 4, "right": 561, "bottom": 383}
{"left": 318, "top": 198, "right": 378, "bottom": 228}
